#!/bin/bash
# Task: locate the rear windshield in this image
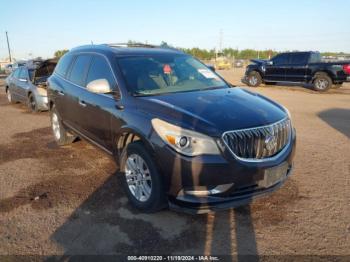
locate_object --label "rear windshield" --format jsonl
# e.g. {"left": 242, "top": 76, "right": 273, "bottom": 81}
{"left": 117, "top": 55, "right": 228, "bottom": 96}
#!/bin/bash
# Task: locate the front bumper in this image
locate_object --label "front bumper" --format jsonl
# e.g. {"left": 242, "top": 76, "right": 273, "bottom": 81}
{"left": 36, "top": 95, "right": 49, "bottom": 111}
{"left": 154, "top": 129, "right": 296, "bottom": 214}
{"left": 169, "top": 166, "right": 293, "bottom": 214}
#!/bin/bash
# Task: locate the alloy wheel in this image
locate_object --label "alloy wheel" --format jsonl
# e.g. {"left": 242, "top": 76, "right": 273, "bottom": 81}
{"left": 315, "top": 79, "right": 329, "bottom": 90}
{"left": 249, "top": 76, "right": 258, "bottom": 86}
{"left": 30, "top": 96, "right": 36, "bottom": 111}
{"left": 51, "top": 113, "right": 61, "bottom": 140}
{"left": 125, "top": 154, "right": 152, "bottom": 202}
{"left": 7, "top": 90, "right": 11, "bottom": 102}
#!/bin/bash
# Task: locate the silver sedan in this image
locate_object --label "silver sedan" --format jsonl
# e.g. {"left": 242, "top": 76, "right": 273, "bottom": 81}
{"left": 5, "top": 59, "right": 57, "bottom": 112}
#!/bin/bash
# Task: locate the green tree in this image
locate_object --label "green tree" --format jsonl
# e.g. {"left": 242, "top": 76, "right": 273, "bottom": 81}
{"left": 160, "top": 41, "right": 171, "bottom": 48}
{"left": 54, "top": 49, "right": 69, "bottom": 58}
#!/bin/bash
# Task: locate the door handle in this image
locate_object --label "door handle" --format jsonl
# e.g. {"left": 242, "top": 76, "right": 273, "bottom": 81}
{"left": 116, "top": 104, "right": 124, "bottom": 110}
{"left": 57, "top": 91, "right": 65, "bottom": 96}
{"left": 79, "top": 100, "right": 87, "bottom": 107}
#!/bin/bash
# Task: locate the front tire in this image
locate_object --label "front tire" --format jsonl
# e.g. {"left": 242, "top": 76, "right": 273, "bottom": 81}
{"left": 28, "top": 93, "right": 38, "bottom": 112}
{"left": 50, "top": 105, "right": 76, "bottom": 146}
{"left": 120, "top": 141, "right": 166, "bottom": 212}
{"left": 6, "top": 88, "right": 14, "bottom": 104}
{"left": 313, "top": 73, "right": 332, "bottom": 92}
{"left": 247, "top": 71, "right": 262, "bottom": 87}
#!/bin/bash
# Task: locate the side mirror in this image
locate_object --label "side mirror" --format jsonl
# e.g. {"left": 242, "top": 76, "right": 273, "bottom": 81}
{"left": 19, "top": 78, "right": 28, "bottom": 82}
{"left": 266, "top": 61, "right": 273, "bottom": 66}
{"left": 86, "top": 79, "right": 111, "bottom": 94}
{"left": 206, "top": 65, "right": 216, "bottom": 72}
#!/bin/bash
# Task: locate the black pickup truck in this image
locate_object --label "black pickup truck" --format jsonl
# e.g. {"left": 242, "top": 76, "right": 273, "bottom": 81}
{"left": 242, "top": 51, "right": 350, "bottom": 91}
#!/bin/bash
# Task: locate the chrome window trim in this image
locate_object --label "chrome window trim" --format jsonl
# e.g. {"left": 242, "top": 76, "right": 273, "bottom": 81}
{"left": 221, "top": 117, "right": 292, "bottom": 163}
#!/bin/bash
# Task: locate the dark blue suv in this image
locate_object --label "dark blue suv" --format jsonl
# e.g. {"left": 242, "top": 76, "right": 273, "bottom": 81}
{"left": 47, "top": 43, "right": 296, "bottom": 213}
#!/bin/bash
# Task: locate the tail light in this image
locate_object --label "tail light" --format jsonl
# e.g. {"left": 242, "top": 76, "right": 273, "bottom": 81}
{"left": 343, "top": 64, "right": 350, "bottom": 75}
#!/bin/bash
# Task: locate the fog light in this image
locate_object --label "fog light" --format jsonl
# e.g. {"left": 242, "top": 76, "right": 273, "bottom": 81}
{"left": 182, "top": 183, "right": 234, "bottom": 197}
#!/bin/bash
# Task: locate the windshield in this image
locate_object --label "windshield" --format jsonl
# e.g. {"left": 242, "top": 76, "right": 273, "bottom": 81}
{"left": 117, "top": 55, "right": 228, "bottom": 96}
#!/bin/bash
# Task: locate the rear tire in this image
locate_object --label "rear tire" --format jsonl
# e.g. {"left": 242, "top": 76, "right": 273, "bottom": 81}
{"left": 120, "top": 141, "right": 167, "bottom": 212}
{"left": 313, "top": 73, "right": 332, "bottom": 92}
{"left": 50, "top": 105, "right": 76, "bottom": 146}
{"left": 247, "top": 71, "right": 262, "bottom": 87}
{"left": 28, "top": 93, "right": 38, "bottom": 112}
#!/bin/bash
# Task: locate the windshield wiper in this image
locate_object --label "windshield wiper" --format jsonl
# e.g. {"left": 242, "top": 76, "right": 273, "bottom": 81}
{"left": 199, "top": 86, "right": 227, "bottom": 91}
{"left": 132, "top": 86, "right": 228, "bottom": 97}
{"left": 133, "top": 91, "right": 154, "bottom": 97}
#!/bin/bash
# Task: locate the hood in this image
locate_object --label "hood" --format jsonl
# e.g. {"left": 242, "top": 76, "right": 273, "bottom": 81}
{"left": 33, "top": 58, "right": 58, "bottom": 84}
{"left": 250, "top": 59, "right": 268, "bottom": 65}
{"left": 137, "top": 88, "right": 287, "bottom": 136}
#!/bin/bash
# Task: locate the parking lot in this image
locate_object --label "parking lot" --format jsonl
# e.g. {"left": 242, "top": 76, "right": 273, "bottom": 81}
{"left": 0, "top": 69, "right": 349, "bottom": 256}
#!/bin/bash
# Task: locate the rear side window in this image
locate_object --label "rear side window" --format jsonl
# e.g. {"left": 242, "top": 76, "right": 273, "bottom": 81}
{"left": 86, "top": 55, "right": 115, "bottom": 88}
{"left": 273, "top": 54, "right": 290, "bottom": 65}
{"left": 55, "top": 54, "right": 74, "bottom": 77}
{"left": 68, "top": 55, "right": 92, "bottom": 86}
{"left": 290, "top": 53, "right": 308, "bottom": 64}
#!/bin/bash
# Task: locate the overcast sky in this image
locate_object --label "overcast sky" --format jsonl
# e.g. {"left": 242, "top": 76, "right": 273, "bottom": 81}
{"left": 1, "top": 0, "right": 349, "bottom": 60}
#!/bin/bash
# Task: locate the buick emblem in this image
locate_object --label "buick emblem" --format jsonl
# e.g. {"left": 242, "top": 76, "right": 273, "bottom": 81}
{"left": 264, "top": 135, "right": 277, "bottom": 151}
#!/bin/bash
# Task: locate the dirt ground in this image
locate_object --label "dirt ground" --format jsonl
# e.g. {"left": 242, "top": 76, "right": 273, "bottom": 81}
{"left": 0, "top": 70, "right": 349, "bottom": 258}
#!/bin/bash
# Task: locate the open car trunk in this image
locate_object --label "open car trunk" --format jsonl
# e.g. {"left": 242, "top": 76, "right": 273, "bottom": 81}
{"left": 32, "top": 58, "right": 58, "bottom": 86}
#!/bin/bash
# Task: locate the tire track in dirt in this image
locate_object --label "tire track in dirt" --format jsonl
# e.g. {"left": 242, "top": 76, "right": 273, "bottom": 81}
{"left": 0, "top": 127, "right": 117, "bottom": 213}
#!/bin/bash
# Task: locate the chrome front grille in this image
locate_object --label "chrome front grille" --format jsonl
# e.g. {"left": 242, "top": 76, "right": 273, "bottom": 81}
{"left": 222, "top": 118, "right": 291, "bottom": 160}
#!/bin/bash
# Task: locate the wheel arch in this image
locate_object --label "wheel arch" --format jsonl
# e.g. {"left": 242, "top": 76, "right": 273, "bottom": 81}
{"left": 114, "top": 126, "right": 156, "bottom": 161}
{"left": 247, "top": 66, "right": 263, "bottom": 76}
{"left": 312, "top": 70, "right": 335, "bottom": 83}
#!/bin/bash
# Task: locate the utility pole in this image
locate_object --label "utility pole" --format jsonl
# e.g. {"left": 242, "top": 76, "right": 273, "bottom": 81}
{"left": 6, "top": 31, "right": 12, "bottom": 62}
{"left": 219, "top": 29, "right": 223, "bottom": 53}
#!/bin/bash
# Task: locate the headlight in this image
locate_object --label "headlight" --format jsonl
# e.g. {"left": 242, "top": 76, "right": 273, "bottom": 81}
{"left": 37, "top": 87, "right": 47, "bottom": 96}
{"left": 151, "top": 118, "right": 220, "bottom": 156}
{"left": 282, "top": 106, "right": 292, "bottom": 122}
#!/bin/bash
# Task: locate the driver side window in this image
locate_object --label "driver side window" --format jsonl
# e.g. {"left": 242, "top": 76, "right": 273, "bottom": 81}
{"left": 86, "top": 55, "right": 116, "bottom": 89}
{"left": 272, "top": 54, "right": 290, "bottom": 65}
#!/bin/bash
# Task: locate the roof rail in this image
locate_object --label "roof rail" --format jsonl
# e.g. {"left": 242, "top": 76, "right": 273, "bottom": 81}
{"left": 107, "top": 43, "right": 158, "bottom": 48}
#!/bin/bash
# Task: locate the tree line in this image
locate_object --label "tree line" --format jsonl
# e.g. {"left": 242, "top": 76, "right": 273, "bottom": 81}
{"left": 53, "top": 41, "right": 349, "bottom": 61}
{"left": 180, "top": 48, "right": 279, "bottom": 60}
{"left": 53, "top": 47, "right": 279, "bottom": 60}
